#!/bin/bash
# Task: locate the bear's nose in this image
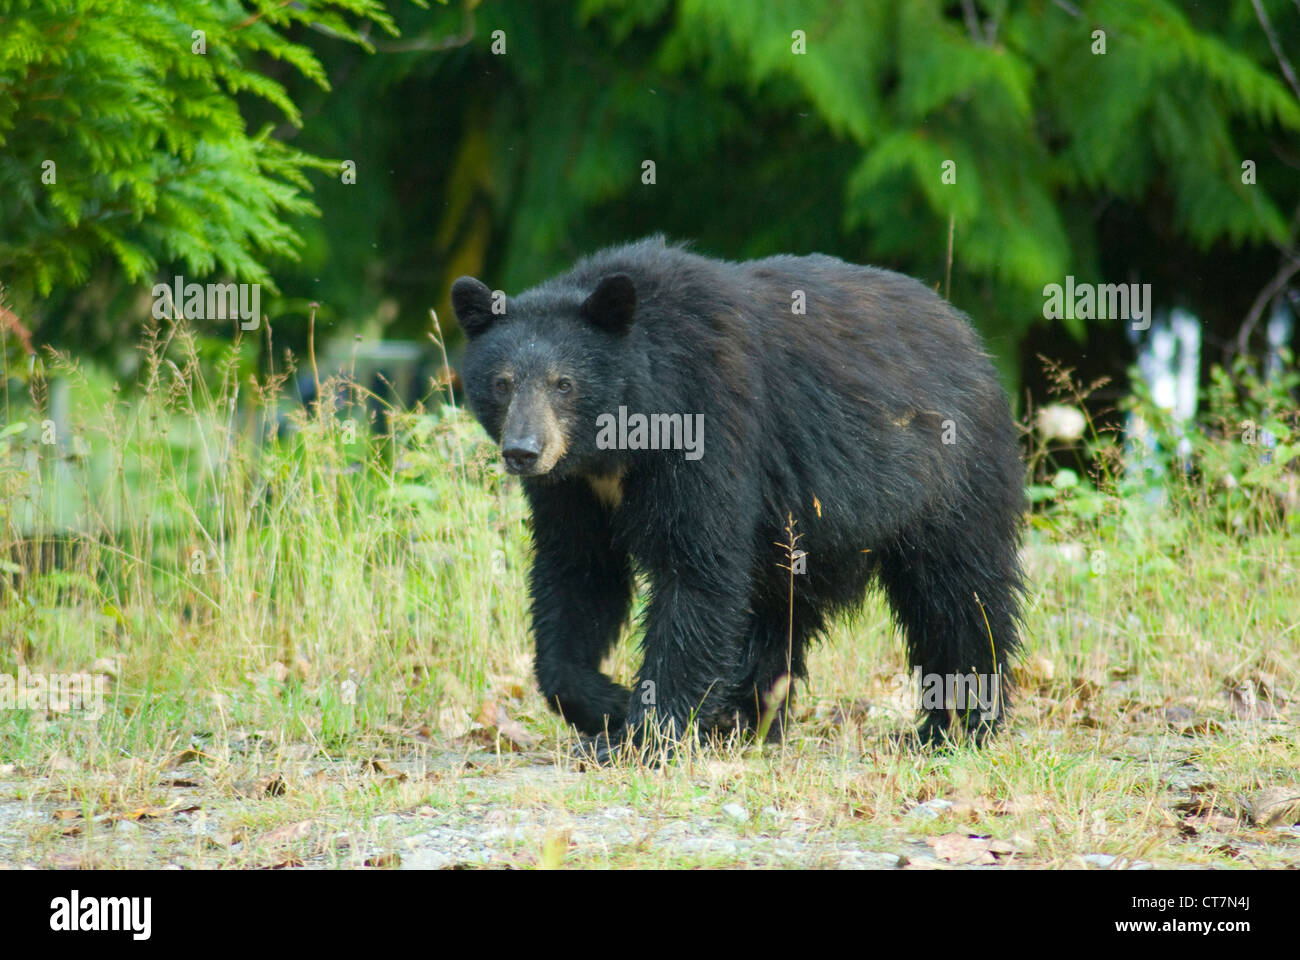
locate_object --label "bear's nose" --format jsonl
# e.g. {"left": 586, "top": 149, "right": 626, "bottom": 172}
{"left": 502, "top": 437, "right": 541, "bottom": 474}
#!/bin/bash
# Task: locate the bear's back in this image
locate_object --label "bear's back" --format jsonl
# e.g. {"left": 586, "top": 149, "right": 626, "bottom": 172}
{"left": 558, "top": 238, "right": 1000, "bottom": 421}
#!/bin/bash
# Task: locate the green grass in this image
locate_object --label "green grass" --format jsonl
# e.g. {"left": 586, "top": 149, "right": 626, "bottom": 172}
{"left": 0, "top": 324, "right": 1296, "bottom": 869}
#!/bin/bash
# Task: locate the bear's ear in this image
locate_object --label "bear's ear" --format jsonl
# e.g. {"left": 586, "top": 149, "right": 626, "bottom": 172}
{"left": 451, "top": 276, "right": 497, "bottom": 338}
{"left": 581, "top": 274, "right": 636, "bottom": 335}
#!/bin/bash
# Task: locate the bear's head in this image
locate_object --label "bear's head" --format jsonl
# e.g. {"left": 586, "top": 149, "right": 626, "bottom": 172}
{"left": 451, "top": 272, "right": 636, "bottom": 479}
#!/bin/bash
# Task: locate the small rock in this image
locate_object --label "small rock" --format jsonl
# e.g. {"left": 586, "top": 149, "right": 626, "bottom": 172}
{"left": 1081, "top": 853, "right": 1119, "bottom": 868}
{"left": 1080, "top": 853, "right": 1148, "bottom": 870}
{"left": 837, "top": 851, "right": 902, "bottom": 869}
{"left": 907, "top": 798, "right": 953, "bottom": 820}
{"left": 398, "top": 849, "right": 453, "bottom": 870}
{"left": 721, "top": 803, "right": 748, "bottom": 824}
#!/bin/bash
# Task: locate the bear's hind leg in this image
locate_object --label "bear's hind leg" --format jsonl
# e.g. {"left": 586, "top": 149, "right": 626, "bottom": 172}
{"left": 877, "top": 513, "right": 1022, "bottom": 746}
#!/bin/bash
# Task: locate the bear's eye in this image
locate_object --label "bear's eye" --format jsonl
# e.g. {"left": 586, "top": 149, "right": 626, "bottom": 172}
{"left": 493, "top": 376, "right": 512, "bottom": 397}
{"left": 555, "top": 377, "right": 573, "bottom": 394}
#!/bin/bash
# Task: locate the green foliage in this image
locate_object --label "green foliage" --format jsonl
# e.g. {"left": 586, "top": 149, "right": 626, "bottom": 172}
{"left": 390, "top": 0, "right": 1299, "bottom": 367}
{"left": 1029, "top": 355, "right": 1300, "bottom": 536}
{"left": 1126, "top": 354, "right": 1300, "bottom": 530}
{"left": 0, "top": 314, "right": 516, "bottom": 724}
{"left": 0, "top": 0, "right": 399, "bottom": 321}
{"left": 3, "top": 0, "right": 1299, "bottom": 373}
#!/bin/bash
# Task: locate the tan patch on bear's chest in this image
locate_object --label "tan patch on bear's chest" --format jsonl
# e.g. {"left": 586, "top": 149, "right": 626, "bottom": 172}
{"left": 586, "top": 469, "right": 626, "bottom": 509}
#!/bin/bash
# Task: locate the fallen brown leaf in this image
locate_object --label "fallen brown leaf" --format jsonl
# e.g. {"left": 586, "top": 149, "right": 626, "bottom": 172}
{"left": 475, "top": 700, "right": 540, "bottom": 750}
{"left": 48, "top": 853, "right": 91, "bottom": 869}
{"left": 1197, "top": 813, "right": 1241, "bottom": 833}
{"left": 122, "top": 802, "right": 201, "bottom": 821}
{"left": 1246, "top": 787, "right": 1300, "bottom": 827}
{"left": 232, "top": 773, "right": 287, "bottom": 798}
{"left": 257, "top": 819, "right": 315, "bottom": 847}
{"left": 928, "top": 832, "right": 998, "bottom": 865}
{"left": 904, "top": 856, "right": 953, "bottom": 870}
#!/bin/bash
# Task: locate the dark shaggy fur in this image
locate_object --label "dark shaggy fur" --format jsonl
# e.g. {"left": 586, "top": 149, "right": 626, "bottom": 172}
{"left": 452, "top": 237, "right": 1025, "bottom": 760}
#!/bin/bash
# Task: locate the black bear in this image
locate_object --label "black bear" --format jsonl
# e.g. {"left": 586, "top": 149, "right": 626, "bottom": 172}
{"left": 452, "top": 237, "right": 1024, "bottom": 761}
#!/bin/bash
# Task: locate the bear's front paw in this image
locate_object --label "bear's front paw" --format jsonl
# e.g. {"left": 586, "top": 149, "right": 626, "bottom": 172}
{"left": 570, "top": 732, "right": 621, "bottom": 767}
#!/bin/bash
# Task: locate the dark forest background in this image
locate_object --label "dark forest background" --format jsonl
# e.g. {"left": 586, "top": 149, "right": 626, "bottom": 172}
{"left": 3, "top": 0, "right": 1299, "bottom": 405}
